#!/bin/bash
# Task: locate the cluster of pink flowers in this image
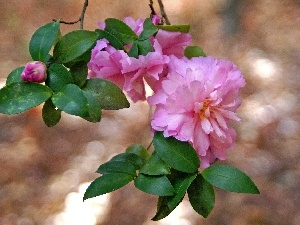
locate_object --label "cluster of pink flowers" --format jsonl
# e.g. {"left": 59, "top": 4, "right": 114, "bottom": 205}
{"left": 88, "top": 17, "right": 245, "bottom": 168}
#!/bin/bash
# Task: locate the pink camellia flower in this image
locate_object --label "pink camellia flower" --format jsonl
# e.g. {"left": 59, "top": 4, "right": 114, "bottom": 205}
{"left": 87, "top": 39, "right": 128, "bottom": 89}
{"left": 88, "top": 39, "right": 169, "bottom": 102}
{"left": 153, "top": 30, "right": 192, "bottom": 58}
{"left": 21, "top": 61, "right": 47, "bottom": 83}
{"left": 121, "top": 51, "right": 169, "bottom": 102}
{"left": 148, "top": 55, "right": 246, "bottom": 168}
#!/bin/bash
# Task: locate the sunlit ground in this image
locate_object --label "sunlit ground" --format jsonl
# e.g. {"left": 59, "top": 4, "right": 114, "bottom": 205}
{"left": 1, "top": 0, "right": 300, "bottom": 224}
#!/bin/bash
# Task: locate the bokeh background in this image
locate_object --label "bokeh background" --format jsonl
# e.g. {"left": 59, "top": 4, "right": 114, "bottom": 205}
{"left": 0, "top": 0, "right": 300, "bottom": 224}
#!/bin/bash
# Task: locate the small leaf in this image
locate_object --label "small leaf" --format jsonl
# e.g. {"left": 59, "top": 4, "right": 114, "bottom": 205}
{"left": 95, "top": 29, "right": 124, "bottom": 50}
{"left": 42, "top": 99, "right": 61, "bottom": 127}
{"left": 134, "top": 174, "right": 175, "bottom": 196}
{"left": 137, "top": 39, "right": 153, "bottom": 56}
{"left": 82, "top": 90, "right": 102, "bottom": 122}
{"left": 97, "top": 161, "right": 136, "bottom": 176}
{"left": 69, "top": 62, "right": 88, "bottom": 88}
{"left": 83, "top": 173, "right": 134, "bottom": 200}
{"left": 125, "top": 144, "right": 150, "bottom": 160}
{"left": 139, "top": 18, "right": 158, "bottom": 40}
{"left": 152, "top": 172, "right": 197, "bottom": 221}
{"left": 6, "top": 66, "right": 24, "bottom": 85}
{"left": 152, "top": 196, "right": 172, "bottom": 221}
{"left": 140, "top": 150, "right": 170, "bottom": 175}
{"left": 128, "top": 41, "right": 139, "bottom": 58}
{"left": 53, "top": 30, "right": 98, "bottom": 64}
{"left": 83, "top": 78, "right": 129, "bottom": 110}
{"left": 110, "top": 152, "right": 144, "bottom": 170}
{"left": 52, "top": 84, "right": 89, "bottom": 117}
{"left": 187, "top": 174, "right": 215, "bottom": 218}
{"left": 46, "top": 63, "right": 74, "bottom": 92}
{"left": 29, "top": 21, "right": 60, "bottom": 62}
{"left": 153, "top": 132, "right": 200, "bottom": 173}
{"left": 201, "top": 165, "right": 260, "bottom": 194}
{"left": 168, "top": 172, "right": 197, "bottom": 211}
{"left": 104, "top": 18, "right": 138, "bottom": 45}
{"left": 184, "top": 46, "right": 206, "bottom": 58}
{"left": 156, "top": 24, "right": 190, "bottom": 33}
{"left": 0, "top": 82, "right": 52, "bottom": 114}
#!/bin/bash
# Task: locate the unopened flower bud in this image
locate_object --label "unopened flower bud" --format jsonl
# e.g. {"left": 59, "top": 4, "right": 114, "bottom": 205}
{"left": 21, "top": 61, "right": 47, "bottom": 83}
{"left": 151, "top": 14, "right": 161, "bottom": 25}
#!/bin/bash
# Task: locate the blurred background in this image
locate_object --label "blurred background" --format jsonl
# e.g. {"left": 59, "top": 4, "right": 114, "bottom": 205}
{"left": 0, "top": 0, "right": 300, "bottom": 224}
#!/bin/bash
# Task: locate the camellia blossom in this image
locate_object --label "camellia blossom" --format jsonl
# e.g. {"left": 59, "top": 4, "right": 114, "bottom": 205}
{"left": 87, "top": 39, "right": 128, "bottom": 89}
{"left": 88, "top": 38, "right": 169, "bottom": 102}
{"left": 148, "top": 55, "right": 246, "bottom": 168}
{"left": 89, "top": 17, "right": 193, "bottom": 102}
{"left": 153, "top": 30, "right": 192, "bottom": 58}
{"left": 21, "top": 61, "right": 47, "bottom": 83}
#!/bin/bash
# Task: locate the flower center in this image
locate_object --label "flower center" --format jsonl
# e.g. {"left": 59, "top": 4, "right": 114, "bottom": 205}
{"left": 198, "top": 99, "right": 212, "bottom": 121}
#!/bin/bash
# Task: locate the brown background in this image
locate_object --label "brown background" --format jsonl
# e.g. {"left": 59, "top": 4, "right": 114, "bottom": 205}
{"left": 0, "top": 0, "right": 300, "bottom": 224}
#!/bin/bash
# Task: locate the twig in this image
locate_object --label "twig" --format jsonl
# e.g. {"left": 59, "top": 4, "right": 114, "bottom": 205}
{"left": 147, "top": 140, "right": 154, "bottom": 151}
{"left": 53, "top": 0, "right": 89, "bottom": 29}
{"left": 157, "top": 0, "right": 171, "bottom": 25}
{"left": 149, "top": 0, "right": 157, "bottom": 16}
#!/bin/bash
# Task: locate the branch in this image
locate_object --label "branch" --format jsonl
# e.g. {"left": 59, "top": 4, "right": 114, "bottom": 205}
{"left": 149, "top": 0, "right": 157, "bottom": 16}
{"left": 157, "top": 0, "right": 171, "bottom": 25}
{"left": 53, "top": 0, "right": 89, "bottom": 29}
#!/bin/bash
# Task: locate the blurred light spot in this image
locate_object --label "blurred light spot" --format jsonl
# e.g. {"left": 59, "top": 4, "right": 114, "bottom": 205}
{"left": 273, "top": 91, "right": 297, "bottom": 114}
{"left": 254, "top": 104, "right": 278, "bottom": 125}
{"left": 277, "top": 118, "right": 299, "bottom": 137}
{"left": 84, "top": 141, "right": 105, "bottom": 158}
{"left": 50, "top": 182, "right": 111, "bottom": 225}
{"left": 253, "top": 58, "right": 277, "bottom": 79}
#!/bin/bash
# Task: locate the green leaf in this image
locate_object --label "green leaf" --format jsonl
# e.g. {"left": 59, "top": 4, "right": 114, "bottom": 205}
{"left": 104, "top": 18, "right": 138, "bottom": 45}
{"left": 83, "top": 78, "right": 129, "bottom": 110}
{"left": 184, "top": 46, "right": 206, "bottom": 58}
{"left": 97, "top": 161, "right": 136, "bottom": 176}
{"left": 6, "top": 66, "right": 24, "bottom": 85}
{"left": 46, "top": 63, "right": 74, "bottom": 92}
{"left": 53, "top": 30, "right": 98, "bottom": 64}
{"left": 29, "top": 21, "right": 60, "bottom": 62}
{"left": 153, "top": 132, "right": 200, "bottom": 173}
{"left": 187, "top": 174, "right": 215, "bottom": 218}
{"left": 125, "top": 144, "right": 150, "bottom": 160}
{"left": 156, "top": 24, "right": 190, "bottom": 33}
{"left": 69, "top": 62, "right": 88, "bottom": 88}
{"left": 95, "top": 29, "right": 124, "bottom": 50}
{"left": 128, "top": 40, "right": 153, "bottom": 58}
{"left": 201, "top": 165, "right": 260, "bottom": 194}
{"left": 140, "top": 150, "right": 170, "bottom": 175}
{"left": 152, "top": 196, "right": 172, "bottom": 221}
{"left": 134, "top": 174, "right": 175, "bottom": 196}
{"left": 52, "top": 84, "right": 89, "bottom": 117}
{"left": 152, "top": 172, "right": 197, "bottom": 221}
{"left": 83, "top": 173, "right": 134, "bottom": 200}
{"left": 137, "top": 39, "right": 153, "bottom": 56}
{"left": 82, "top": 90, "right": 102, "bottom": 122}
{"left": 127, "top": 41, "right": 139, "bottom": 58}
{"left": 110, "top": 152, "right": 144, "bottom": 170}
{"left": 42, "top": 99, "right": 61, "bottom": 127}
{"left": 139, "top": 18, "right": 158, "bottom": 40}
{"left": 168, "top": 172, "right": 197, "bottom": 210}
{"left": 0, "top": 82, "right": 52, "bottom": 114}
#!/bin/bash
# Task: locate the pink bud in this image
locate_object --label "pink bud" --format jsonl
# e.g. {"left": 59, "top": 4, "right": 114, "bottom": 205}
{"left": 151, "top": 14, "right": 161, "bottom": 25}
{"left": 21, "top": 61, "right": 47, "bottom": 83}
